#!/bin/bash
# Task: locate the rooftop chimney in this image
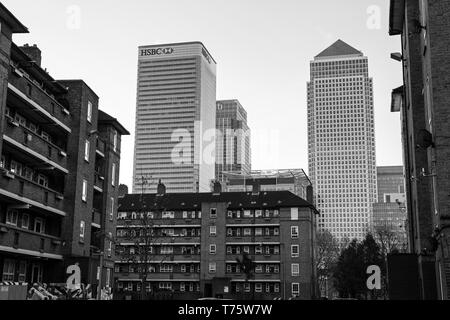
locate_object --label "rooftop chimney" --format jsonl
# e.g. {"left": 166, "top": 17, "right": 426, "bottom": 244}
{"left": 20, "top": 44, "right": 42, "bottom": 67}
{"left": 251, "top": 180, "right": 260, "bottom": 195}
{"left": 212, "top": 181, "right": 222, "bottom": 195}
{"left": 157, "top": 179, "right": 166, "bottom": 196}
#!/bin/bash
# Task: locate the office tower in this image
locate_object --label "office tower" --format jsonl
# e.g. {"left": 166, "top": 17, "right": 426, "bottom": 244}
{"left": 115, "top": 182, "right": 318, "bottom": 300}
{"left": 215, "top": 100, "right": 251, "bottom": 182}
{"left": 390, "top": 0, "right": 450, "bottom": 300}
{"left": 0, "top": 3, "right": 129, "bottom": 291}
{"left": 307, "top": 39, "right": 377, "bottom": 241}
{"left": 133, "top": 42, "right": 217, "bottom": 194}
{"left": 372, "top": 166, "right": 407, "bottom": 250}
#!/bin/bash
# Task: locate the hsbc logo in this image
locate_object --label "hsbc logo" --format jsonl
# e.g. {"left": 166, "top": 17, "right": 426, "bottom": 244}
{"left": 141, "top": 47, "right": 174, "bottom": 56}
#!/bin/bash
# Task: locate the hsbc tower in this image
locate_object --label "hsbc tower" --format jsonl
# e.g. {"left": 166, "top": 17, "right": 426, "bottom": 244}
{"left": 133, "top": 42, "right": 217, "bottom": 193}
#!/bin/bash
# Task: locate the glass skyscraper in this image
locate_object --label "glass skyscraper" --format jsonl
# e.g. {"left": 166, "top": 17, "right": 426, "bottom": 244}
{"left": 307, "top": 39, "right": 377, "bottom": 241}
{"left": 215, "top": 100, "right": 251, "bottom": 182}
{"left": 133, "top": 42, "right": 217, "bottom": 194}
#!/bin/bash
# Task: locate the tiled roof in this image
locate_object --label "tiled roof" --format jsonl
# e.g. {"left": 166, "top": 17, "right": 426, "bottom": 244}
{"left": 118, "top": 191, "right": 317, "bottom": 212}
{"left": 315, "top": 39, "right": 362, "bottom": 58}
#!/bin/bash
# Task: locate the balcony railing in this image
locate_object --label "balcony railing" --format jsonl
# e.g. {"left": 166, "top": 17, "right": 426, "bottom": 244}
{"left": 94, "top": 172, "right": 104, "bottom": 192}
{"left": 4, "top": 116, "right": 68, "bottom": 171}
{"left": 0, "top": 223, "right": 63, "bottom": 259}
{"left": 8, "top": 75, "right": 71, "bottom": 132}
{"left": 96, "top": 139, "right": 105, "bottom": 156}
{"left": 0, "top": 172, "right": 65, "bottom": 216}
{"left": 92, "top": 209, "right": 102, "bottom": 226}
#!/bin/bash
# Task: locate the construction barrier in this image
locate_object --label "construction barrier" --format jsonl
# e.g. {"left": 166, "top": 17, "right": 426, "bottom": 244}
{"left": 0, "top": 282, "right": 28, "bottom": 300}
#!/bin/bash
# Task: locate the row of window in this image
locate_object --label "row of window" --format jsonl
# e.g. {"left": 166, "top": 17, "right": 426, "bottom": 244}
{"left": 118, "top": 281, "right": 300, "bottom": 296}
{"left": 1, "top": 156, "right": 50, "bottom": 189}
{"left": 5, "top": 210, "right": 45, "bottom": 234}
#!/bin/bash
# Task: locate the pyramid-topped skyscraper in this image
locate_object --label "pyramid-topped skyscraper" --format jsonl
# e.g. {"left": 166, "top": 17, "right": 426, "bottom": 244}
{"left": 307, "top": 40, "right": 377, "bottom": 241}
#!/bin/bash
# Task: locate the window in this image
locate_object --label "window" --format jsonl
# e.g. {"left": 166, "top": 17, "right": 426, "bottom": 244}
{"left": 113, "top": 130, "right": 118, "bottom": 152}
{"left": 111, "top": 164, "right": 116, "bottom": 187}
{"left": 161, "top": 246, "right": 173, "bottom": 255}
{"left": 291, "top": 208, "right": 299, "bottom": 221}
{"left": 227, "top": 211, "right": 233, "bottom": 218}
{"left": 110, "top": 197, "right": 114, "bottom": 221}
{"left": 6, "top": 210, "right": 18, "bottom": 226}
{"left": 18, "top": 261, "right": 27, "bottom": 282}
{"left": 255, "top": 283, "right": 262, "bottom": 293}
{"left": 292, "top": 283, "right": 300, "bottom": 296}
{"left": 274, "top": 283, "right": 280, "bottom": 293}
{"left": 209, "top": 244, "right": 216, "bottom": 255}
{"left": 37, "top": 174, "right": 49, "bottom": 188}
{"left": 209, "top": 262, "right": 216, "bottom": 273}
{"left": 210, "top": 208, "right": 217, "bottom": 219}
{"left": 127, "top": 283, "right": 133, "bottom": 291}
{"left": 82, "top": 179, "right": 88, "bottom": 202}
{"left": 255, "top": 210, "right": 262, "bottom": 218}
{"left": 21, "top": 214, "right": 29, "bottom": 230}
{"left": 209, "top": 226, "right": 216, "bottom": 236}
{"left": 244, "top": 283, "right": 250, "bottom": 292}
{"left": 84, "top": 140, "right": 90, "bottom": 162}
{"left": 87, "top": 101, "right": 92, "bottom": 123}
{"left": 34, "top": 218, "right": 45, "bottom": 234}
{"left": 255, "top": 246, "right": 262, "bottom": 255}
{"left": 181, "top": 265, "right": 186, "bottom": 273}
{"left": 107, "top": 233, "right": 112, "bottom": 257}
{"left": 159, "top": 283, "right": 172, "bottom": 290}
{"left": 182, "top": 211, "right": 188, "bottom": 219}
{"left": 2, "top": 259, "right": 15, "bottom": 281}
{"left": 244, "top": 228, "right": 251, "bottom": 236}
{"left": 291, "top": 226, "right": 299, "bottom": 239}
{"left": 80, "top": 221, "right": 85, "bottom": 241}
{"left": 180, "top": 283, "right": 185, "bottom": 292}
{"left": 292, "top": 264, "right": 300, "bottom": 277}
{"left": 291, "top": 245, "right": 299, "bottom": 258}
{"left": 255, "top": 228, "right": 263, "bottom": 236}
{"left": 160, "top": 265, "right": 173, "bottom": 273}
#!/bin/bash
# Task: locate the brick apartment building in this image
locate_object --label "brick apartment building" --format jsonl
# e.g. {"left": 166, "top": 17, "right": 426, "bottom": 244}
{"left": 114, "top": 182, "right": 318, "bottom": 300}
{"left": 389, "top": 0, "right": 450, "bottom": 299}
{"left": 0, "top": 3, "right": 129, "bottom": 292}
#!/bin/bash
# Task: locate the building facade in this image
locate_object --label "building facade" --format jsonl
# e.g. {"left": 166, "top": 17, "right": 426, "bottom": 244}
{"left": 307, "top": 40, "right": 377, "bottom": 241}
{"left": 222, "top": 169, "right": 312, "bottom": 202}
{"left": 133, "top": 42, "right": 217, "bottom": 194}
{"left": 389, "top": 0, "right": 450, "bottom": 300}
{"left": 372, "top": 166, "right": 408, "bottom": 251}
{"left": 114, "top": 183, "right": 318, "bottom": 300}
{"left": 0, "top": 3, "right": 129, "bottom": 294}
{"left": 215, "top": 100, "right": 251, "bottom": 182}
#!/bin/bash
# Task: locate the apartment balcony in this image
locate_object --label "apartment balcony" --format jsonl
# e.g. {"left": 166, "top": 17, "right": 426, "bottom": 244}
{"left": 115, "top": 272, "right": 200, "bottom": 282}
{"left": 94, "top": 172, "right": 104, "bottom": 193}
{"left": 226, "top": 254, "right": 281, "bottom": 262}
{"left": 225, "top": 236, "right": 281, "bottom": 244}
{"left": 227, "top": 273, "right": 281, "bottom": 281}
{"left": 116, "top": 219, "right": 201, "bottom": 228}
{"left": 8, "top": 75, "right": 71, "bottom": 134}
{"left": 0, "top": 223, "right": 63, "bottom": 260}
{"left": 3, "top": 117, "right": 68, "bottom": 172}
{"left": 227, "top": 218, "right": 281, "bottom": 225}
{"left": 92, "top": 209, "right": 102, "bottom": 228}
{"left": 0, "top": 172, "right": 66, "bottom": 216}
{"left": 96, "top": 139, "right": 105, "bottom": 157}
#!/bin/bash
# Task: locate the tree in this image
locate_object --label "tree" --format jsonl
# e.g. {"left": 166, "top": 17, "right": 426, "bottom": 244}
{"left": 373, "top": 223, "right": 406, "bottom": 258}
{"left": 333, "top": 234, "right": 383, "bottom": 299}
{"left": 117, "top": 176, "right": 170, "bottom": 300}
{"left": 315, "top": 230, "right": 340, "bottom": 297}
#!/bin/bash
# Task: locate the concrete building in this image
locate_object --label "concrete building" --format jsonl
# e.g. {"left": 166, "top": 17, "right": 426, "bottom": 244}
{"left": 215, "top": 100, "right": 251, "bottom": 182}
{"left": 389, "top": 0, "right": 450, "bottom": 300}
{"left": 372, "top": 166, "right": 408, "bottom": 251}
{"left": 307, "top": 39, "right": 377, "bottom": 241}
{"left": 114, "top": 182, "right": 318, "bottom": 300}
{"left": 133, "top": 42, "right": 217, "bottom": 194}
{"left": 222, "top": 169, "right": 312, "bottom": 201}
{"left": 0, "top": 3, "right": 129, "bottom": 294}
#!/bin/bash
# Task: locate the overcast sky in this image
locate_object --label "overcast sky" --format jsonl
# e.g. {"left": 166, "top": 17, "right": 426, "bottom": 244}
{"left": 3, "top": 0, "right": 404, "bottom": 188}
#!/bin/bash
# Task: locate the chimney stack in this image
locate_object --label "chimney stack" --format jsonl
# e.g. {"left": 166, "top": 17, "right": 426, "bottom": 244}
{"left": 20, "top": 44, "right": 42, "bottom": 67}
{"left": 212, "top": 181, "right": 222, "bottom": 195}
{"left": 157, "top": 179, "right": 166, "bottom": 196}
